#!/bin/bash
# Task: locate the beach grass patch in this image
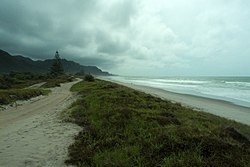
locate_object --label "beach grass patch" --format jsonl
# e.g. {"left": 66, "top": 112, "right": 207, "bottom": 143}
{"left": 0, "top": 88, "right": 50, "bottom": 105}
{"left": 66, "top": 79, "right": 250, "bottom": 167}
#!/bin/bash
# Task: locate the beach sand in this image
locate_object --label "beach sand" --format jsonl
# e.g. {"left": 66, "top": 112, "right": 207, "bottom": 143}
{"left": 102, "top": 78, "right": 250, "bottom": 126}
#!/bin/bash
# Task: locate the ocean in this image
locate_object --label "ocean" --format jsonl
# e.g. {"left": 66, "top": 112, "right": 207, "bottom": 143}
{"left": 106, "top": 76, "right": 250, "bottom": 108}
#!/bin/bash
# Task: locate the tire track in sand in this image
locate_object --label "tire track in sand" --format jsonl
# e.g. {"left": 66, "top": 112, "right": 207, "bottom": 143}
{"left": 0, "top": 80, "right": 81, "bottom": 167}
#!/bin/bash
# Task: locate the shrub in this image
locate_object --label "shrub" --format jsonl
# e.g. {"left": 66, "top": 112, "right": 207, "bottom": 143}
{"left": 0, "top": 89, "right": 50, "bottom": 105}
{"left": 84, "top": 74, "right": 95, "bottom": 82}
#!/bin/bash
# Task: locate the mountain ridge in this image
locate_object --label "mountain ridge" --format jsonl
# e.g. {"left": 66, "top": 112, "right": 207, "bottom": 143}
{"left": 0, "top": 49, "right": 111, "bottom": 76}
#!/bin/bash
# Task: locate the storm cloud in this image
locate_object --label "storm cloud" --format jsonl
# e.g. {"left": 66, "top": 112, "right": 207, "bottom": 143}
{"left": 0, "top": 0, "right": 250, "bottom": 76}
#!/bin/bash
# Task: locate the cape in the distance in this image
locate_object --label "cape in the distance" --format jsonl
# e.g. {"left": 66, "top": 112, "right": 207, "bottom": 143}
{"left": 0, "top": 49, "right": 111, "bottom": 76}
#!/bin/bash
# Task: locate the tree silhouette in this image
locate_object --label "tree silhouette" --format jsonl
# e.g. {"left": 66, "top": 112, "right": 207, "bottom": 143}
{"left": 50, "top": 51, "right": 64, "bottom": 76}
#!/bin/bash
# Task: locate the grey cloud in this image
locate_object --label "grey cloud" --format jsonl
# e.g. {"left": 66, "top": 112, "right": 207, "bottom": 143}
{"left": 0, "top": 0, "right": 98, "bottom": 52}
{"left": 95, "top": 30, "right": 130, "bottom": 55}
{"left": 0, "top": 0, "right": 250, "bottom": 76}
{"left": 104, "top": 0, "right": 137, "bottom": 27}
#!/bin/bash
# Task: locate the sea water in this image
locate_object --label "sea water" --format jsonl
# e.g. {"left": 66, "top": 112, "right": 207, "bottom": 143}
{"left": 107, "top": 76, "right": 250, "bottom": 108}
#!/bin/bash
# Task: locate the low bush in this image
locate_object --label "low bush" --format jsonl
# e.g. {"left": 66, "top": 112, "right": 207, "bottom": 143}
{"left": 84, "top": 74, "right": 95, "bottom": 82}
{"left": 0, "top": 89, "right": 50, "bottom": 105}
{"left": 0, "top": 72, "right": 74, "bottom": 89}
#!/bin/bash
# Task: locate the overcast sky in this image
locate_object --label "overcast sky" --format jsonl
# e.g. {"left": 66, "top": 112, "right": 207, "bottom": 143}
{"left": 0, "top": 0, "right": 249, "bottom": 76}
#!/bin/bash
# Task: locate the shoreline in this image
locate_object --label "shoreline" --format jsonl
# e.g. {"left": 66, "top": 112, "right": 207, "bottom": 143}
{"left": 101, "top": 78, "right": 250, "bottom": 126}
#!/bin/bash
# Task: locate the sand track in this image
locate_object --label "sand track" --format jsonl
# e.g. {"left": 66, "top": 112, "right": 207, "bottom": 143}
{"left": 0, "top": 80, "right": 81, "bottom": 167}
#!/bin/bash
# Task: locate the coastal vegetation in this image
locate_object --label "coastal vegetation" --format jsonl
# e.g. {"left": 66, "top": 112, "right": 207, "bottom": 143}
{"left": 0, "top": 72, "right": 73, "bottom": 105}
{"left": 84, "top": 74, "right": 95, "bottom": 82}
{"left": 50, "top": 51, "right": 64, "bottom": 77}
{"left": 0, "top": 72, "right": 48, "bottom": 89}
{"left": 0, "top": 88, "right": 50, "bottom": 105}
{"left": 65, "top": 79, "right": 250, "bottom": 167}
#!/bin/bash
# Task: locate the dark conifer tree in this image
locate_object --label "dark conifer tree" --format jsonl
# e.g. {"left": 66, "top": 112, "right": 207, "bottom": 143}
{"left": 50, "top": 51, "right": 64, "bottom": 76}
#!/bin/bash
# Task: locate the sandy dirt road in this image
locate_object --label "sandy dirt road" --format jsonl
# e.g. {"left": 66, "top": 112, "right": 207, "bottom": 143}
{"left": 0, "top": 80, "right": 81, "bottom": 167}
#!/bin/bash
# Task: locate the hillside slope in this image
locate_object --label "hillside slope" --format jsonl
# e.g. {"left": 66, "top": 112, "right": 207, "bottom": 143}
{"left": 0, "top": 49, "right": 111, "bottom": 75}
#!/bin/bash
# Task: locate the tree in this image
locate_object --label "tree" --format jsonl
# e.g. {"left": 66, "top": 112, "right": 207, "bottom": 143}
{"left": 50, "top": 51, "right": 64, "bottom": 76}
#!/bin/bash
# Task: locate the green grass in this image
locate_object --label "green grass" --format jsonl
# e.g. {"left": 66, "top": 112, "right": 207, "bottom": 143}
{"left": 65, "top": 80, "right": 250, "bottom": 167}
{"left": 0, "top": 88, "right": 50, "bottom": 105}
{"left": 0, "top": 73, "right": 73, "bottom": 105}
{"left": 0, "top": 72, "right": 49, "bottom": 89}
{"left": 0, "top": 72, "right": 74, "bottom": 89}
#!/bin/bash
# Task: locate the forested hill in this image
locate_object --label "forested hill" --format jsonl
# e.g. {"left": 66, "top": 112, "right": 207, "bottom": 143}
{"left": 0, "top": 49, "right": 111, "bottom": 75}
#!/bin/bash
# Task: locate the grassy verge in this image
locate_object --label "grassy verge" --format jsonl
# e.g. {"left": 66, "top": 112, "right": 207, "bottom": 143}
{"left": 0, "top": 72, "right": 74, "bottom": 89}
{"left": 0, "top": 73, "right": 73, "bottom": 105}
{"left": 0, "top": 89, "right": 50, "bottom": 105}
{"left": 0, "top": 72, "right": 49, "bottom": 89}
{"left": 65, "top": 80, "right": 250, "bottom": 167}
